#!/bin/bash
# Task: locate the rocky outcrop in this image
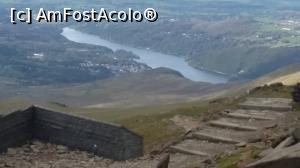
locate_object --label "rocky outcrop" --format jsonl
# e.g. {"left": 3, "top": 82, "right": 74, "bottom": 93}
{"left": 246, "top": 142, "right": 300, "bottom": 168}
{"left": 157, "top": 154, "right": 170, "bottom": 168}
{"left": 247, "top": 131, "right": 300, "bottom": 168}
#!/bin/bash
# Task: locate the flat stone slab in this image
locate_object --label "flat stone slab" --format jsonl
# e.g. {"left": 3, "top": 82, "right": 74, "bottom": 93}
{"left": 210, "top": 118, "right": 277, "bottom": 130}
{"left": 169, "top": 146, "right": 210, "bottom": 157}
{"left": 239, "top": 98, "right": 292, "bottom": 111}
{"left": 171, "top": 139, "right": 235, "bottom": 157}
{"left": 192, "top": 132, "right": 243, "bottom": 144}
{"left": 208, "top": 119, "right": 259, "bottom": 131}
{"left": 222, "top": 109, "right": 282, "bottom": 120}
{"left": 194, "top": 126, "right": 261, "bottom": 143}
{"left": 169, "top": 153, "right": 209, "bottom": 168}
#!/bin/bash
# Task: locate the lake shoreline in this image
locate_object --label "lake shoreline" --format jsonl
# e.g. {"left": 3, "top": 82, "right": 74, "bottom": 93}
{"left": 73, "top": 27, "right": 230, "bottom": 77}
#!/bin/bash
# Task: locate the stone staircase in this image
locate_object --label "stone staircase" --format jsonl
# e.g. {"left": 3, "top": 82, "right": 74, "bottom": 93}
{"left": 167, "top": 98, "right": 293, "bottom": 168}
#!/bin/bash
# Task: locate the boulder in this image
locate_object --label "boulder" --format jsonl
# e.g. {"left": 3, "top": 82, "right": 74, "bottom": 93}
{"left": 274, "top": 136, "right": 296, "bottom": 149}
{"left": 259, "top": 136, "right": 295, "bottom": 158}
{"left": 156, "top": 154, "right": 170, "bottom": 168}
{"left": 246, "top": 142, "right": 300, "bottom": 168}
{"left": 56, "top": 145, "right": 68, "bottom": 154}
{"left": 6, "top": 148, "right": 17, "bottom": 155}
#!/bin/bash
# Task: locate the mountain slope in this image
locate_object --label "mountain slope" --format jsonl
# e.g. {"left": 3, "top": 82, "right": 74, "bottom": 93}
{"left": 267, "top": 71, "right": 300, "bottom": 85}
{"left": 9, "top": 68, "right": 228, "bottom": 107}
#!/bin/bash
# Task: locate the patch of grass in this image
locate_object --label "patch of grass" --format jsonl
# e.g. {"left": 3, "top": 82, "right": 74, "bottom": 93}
{"left": 293, "top": 102, "right": 300, "bottom": 111}
{"left": 170, "top": 98, "right": 238, "bottom": 121}
{"left": 118, "top": 114, "right": 184, "bottom": 152}
{"left": 217, "top": 153, "right": 240, "bottom": 168}
{"left": 0, "top": 99, "right": 32, "bottom": 113}
{"left": 248, "top": 83, "right": 293, "bottom": 98}
{"left": 217, "top": 146, "right": 263, "bottom": 168}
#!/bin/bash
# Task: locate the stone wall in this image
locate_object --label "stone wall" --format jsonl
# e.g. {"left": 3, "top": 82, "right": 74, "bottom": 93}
{"left": 0, "top": 109, "right": 33, "bottom": 153}
{"left": 32, "top": 106, "right": 143, "bottom": 160}
{"left": 0, "top": 106, "right": 143, "bottom": 160}
{"left": 293, "top": 83, "right": 300, "bottom": 102}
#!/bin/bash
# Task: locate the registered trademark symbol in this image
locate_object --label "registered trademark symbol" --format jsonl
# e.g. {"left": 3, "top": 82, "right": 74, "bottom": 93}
{"left": 144, "top": 8, "right": 158, "bottom": 22}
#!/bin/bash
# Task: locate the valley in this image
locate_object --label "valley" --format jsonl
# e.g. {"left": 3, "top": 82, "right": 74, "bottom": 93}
{"left": 73, "top": 0, "right": 300, "bottom": 79}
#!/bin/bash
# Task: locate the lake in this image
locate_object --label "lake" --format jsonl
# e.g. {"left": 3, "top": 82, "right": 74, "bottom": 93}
{"left": 61, "top": 27, "right": 228, "bottom": 84}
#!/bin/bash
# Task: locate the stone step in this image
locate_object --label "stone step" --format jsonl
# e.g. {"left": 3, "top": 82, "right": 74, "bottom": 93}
{"left": 239, "top": 98, "right": 292, "bottom": 112}
{"left": 237, "top": 109, "right": 283, "bottom": 117}
{"left": 208, "top": 120, "right": 259, "bottom": 131}
{"left": 193, "top": 126, "right": 261, "bottom": 143}
{"left": 222, "top": 110, "right": 276, "bottom": 121}
{"left": 192, "top": 132, "right": 243, "bottom": 144}
{"left": 170, "top": 139, "right": 235, "bottom": 158}
{"left": 209, "top": 117, "right": 277, "bottom": 131}
{"left": 168, "top": 153, "right": 209, "bottom": 168}
{"left": 169, "top": 146, "right": 210, "bottom": 157}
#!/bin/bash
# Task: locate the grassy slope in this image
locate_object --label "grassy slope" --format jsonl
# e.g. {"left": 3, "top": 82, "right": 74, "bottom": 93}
{"left": 7, "top": 68, "right": 224, "bottom": 108}
{"left": 218, "top": 64, "right": 300, "bottom": 99}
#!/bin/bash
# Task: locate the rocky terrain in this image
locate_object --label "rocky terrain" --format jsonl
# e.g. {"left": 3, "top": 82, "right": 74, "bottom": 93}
{"left": 0, "top": 141, "right": 160, "bottom": 168}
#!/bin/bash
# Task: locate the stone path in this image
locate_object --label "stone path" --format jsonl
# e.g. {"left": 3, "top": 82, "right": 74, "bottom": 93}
{"left": 168, "top": 97, "right": 293, "bottom": 168}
